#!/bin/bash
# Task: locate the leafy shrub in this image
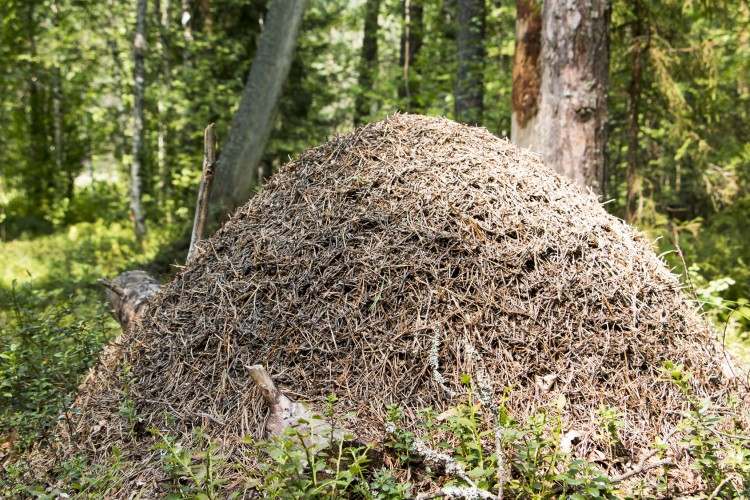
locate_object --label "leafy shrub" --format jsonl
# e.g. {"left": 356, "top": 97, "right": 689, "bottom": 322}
{"left": 0, "top": 280, "right": 114, "bottom": 451}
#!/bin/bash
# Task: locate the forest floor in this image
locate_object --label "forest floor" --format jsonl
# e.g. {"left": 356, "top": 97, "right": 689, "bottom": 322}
{"left": 1, "top": 219, "right": 749, "bottom": 497}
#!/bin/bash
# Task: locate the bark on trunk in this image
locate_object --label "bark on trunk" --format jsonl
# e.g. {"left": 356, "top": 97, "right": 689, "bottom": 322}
{"left": 537, "top": 0, "right": 611, "bottom": 195}
{"left": 510, "top": 0, "right": 542, "bottom": 149}
{"left": 131, "top": 0, "right": 148, "bottom": 239}
{"left": 354, "top": 0, "right": 380, "bottom": 126}
{"left": 626, "top": 1, "right": 645, "bottom": 225}
{"left": 399, "top": 0, "right": 424, "bottom": 112}
{"left": 210, "top": 0, "right": 307, "bottom": 221}
{"left": 455, "top": 0, "right": 485, "bottom": 124}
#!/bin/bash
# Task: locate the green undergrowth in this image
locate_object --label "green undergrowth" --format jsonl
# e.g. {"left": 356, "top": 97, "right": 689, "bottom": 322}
{"left": 0, "top": 220, "right": 186, "bottom": 455}
{"left": 0, "top": 219, "right": 183, "bottom": 295}
{"left": 1, "top": 219, "right": 749, "bottom": 497}
{"left": 0, "top": 281, "right": 114, "bottom": 452}
{"left": 7, "top": 370, "right": 749, "bottom": 499}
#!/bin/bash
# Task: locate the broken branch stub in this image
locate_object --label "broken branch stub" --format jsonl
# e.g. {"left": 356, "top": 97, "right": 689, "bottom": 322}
{"left": 188, "top": 123, "right": 218, "bottom": 262}
{"left": 101, "top": 271, "right": 161, "bottom": 330}
{"left": 246, "top": 364, "right": 353, "bottom": 446}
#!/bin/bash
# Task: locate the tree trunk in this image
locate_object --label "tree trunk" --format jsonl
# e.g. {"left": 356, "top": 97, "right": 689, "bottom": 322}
{"left": 154, "top": 0, "right": 173, "bottom": 212}
{"left": 198, "top": 0, "right": 212, "bottom": 33}
{"left": 210, "top": 0, "right": 307, "bottom": 221}
{"left": 130, "top": 0, "right": 148, "bottom": 239}
{"left": 399, "top": 0, "right": 423, "bottom": 112}
{"left": 52, "top": 67, "right": 64, "bottom": 178}
{"left": 354, "top": 0, "right": 380, "bottom": 126}
{"left": 510, "top": 0, "right": 542, "bottom": 149}
{"left": 537, "top": 0, "right": 611, "bottom": 195}
{"left": 110, "top": 40, "right": 129, "bottom": 163}
{"left": 181, "top": 0, "right": 193, "bottom": 68}
{"left": 442, "top": 0, "right": 457, "bottom": 40}
{"left": 51, "top": 1, "right": 64, "bottom": 182}
{"left": 455, "top": 0, "right": 485, "bottom": 124}
{"left": 625, "top": 0, "right": 646, "bottom": 225}
{"left": 27, "top": 1, "right": 51, "bottom": 205}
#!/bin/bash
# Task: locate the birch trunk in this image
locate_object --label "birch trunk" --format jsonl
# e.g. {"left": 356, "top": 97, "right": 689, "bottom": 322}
{"left": 399, "top": 0, "right": 423, "bottom": 112}
{"left": 155, "top": 0, "right": 173, "bottom": 211}
{"left": 130, "top": 0, "right": 148, "bottom": 239}
{"left": 537, "top": 0, "right": 611, "bottom": 195}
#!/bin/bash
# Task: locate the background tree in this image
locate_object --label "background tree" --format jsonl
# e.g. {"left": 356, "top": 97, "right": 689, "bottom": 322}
{"left": 399, "top": 0, "right": 424, "bottom": 112}
{"left": 354, "top": 0, "right": 381, "bottom": 126}
{"left": 209, "top": 0, "right": 308, "bottom": 221}
{"left": 454, "top": 0, "right": 485, "bottom": 124}
{"left": 624, "top": 0, "right": 647, "bottom": 224}
{"left": 510, "top": 0, "right": 541, "bottom": 149}
{"left": 130, "top": 0, "right": 148, "bottom": 239}
{"left": 536, "top": 0, "right": 611, "bottom": 194}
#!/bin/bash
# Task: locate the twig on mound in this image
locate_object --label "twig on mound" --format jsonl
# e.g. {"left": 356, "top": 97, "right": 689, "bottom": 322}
{"left": 406, "top": 438, "right": 496, "bottom": 499}
{"left": 187, "top": 123, "right": 217, "bottom": 263}
{"left": 245, "top": 364, "right": 351, "bottom": 446}
{"left": 706, "top": 476, "right": 734, "bottom": 500}
{"left": 430, "top": 324, "right": 456, "bottom": 398}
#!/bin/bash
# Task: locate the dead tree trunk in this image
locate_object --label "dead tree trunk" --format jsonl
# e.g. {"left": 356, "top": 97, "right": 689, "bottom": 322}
{"left": 510, "top": 0, "right": 542, "bottom": 149}
{"left": 537, "top": 0, "right": 611, "bottom": 195}
{"left": 100, "top": 271, "right": 162, "bottom": 330}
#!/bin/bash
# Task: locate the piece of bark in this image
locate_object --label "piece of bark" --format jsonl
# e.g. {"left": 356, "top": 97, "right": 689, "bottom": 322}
{"left": 99, "top": 271, "right": 161, "bottom": 330}
{"left": 246, "top": 364, "right": 353, "bottom": 445}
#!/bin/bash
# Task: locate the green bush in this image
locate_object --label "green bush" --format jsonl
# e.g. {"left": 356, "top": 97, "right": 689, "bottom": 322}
{"left": 0, "top": 280, "right": 114, "bottom": 451}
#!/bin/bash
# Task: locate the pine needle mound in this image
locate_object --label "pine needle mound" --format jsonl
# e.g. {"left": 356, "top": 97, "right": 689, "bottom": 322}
{"left": 42, "top": 114, "right": 747, "bottom": 492}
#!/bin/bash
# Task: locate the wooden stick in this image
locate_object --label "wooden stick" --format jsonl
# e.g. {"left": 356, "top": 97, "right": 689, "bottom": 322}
{"left": 245, "top": 364, "right": 354, "bottom": 445}
{"left": 187, "top": 123, "right": 217, "bottom": 262}
{"left": 97, "top": 278, "right": 125, "bottom": 297}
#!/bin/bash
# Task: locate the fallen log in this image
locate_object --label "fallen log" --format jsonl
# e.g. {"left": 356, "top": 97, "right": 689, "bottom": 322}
{"left": 98, "top": 271, "right": 161, "bottom": 330}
